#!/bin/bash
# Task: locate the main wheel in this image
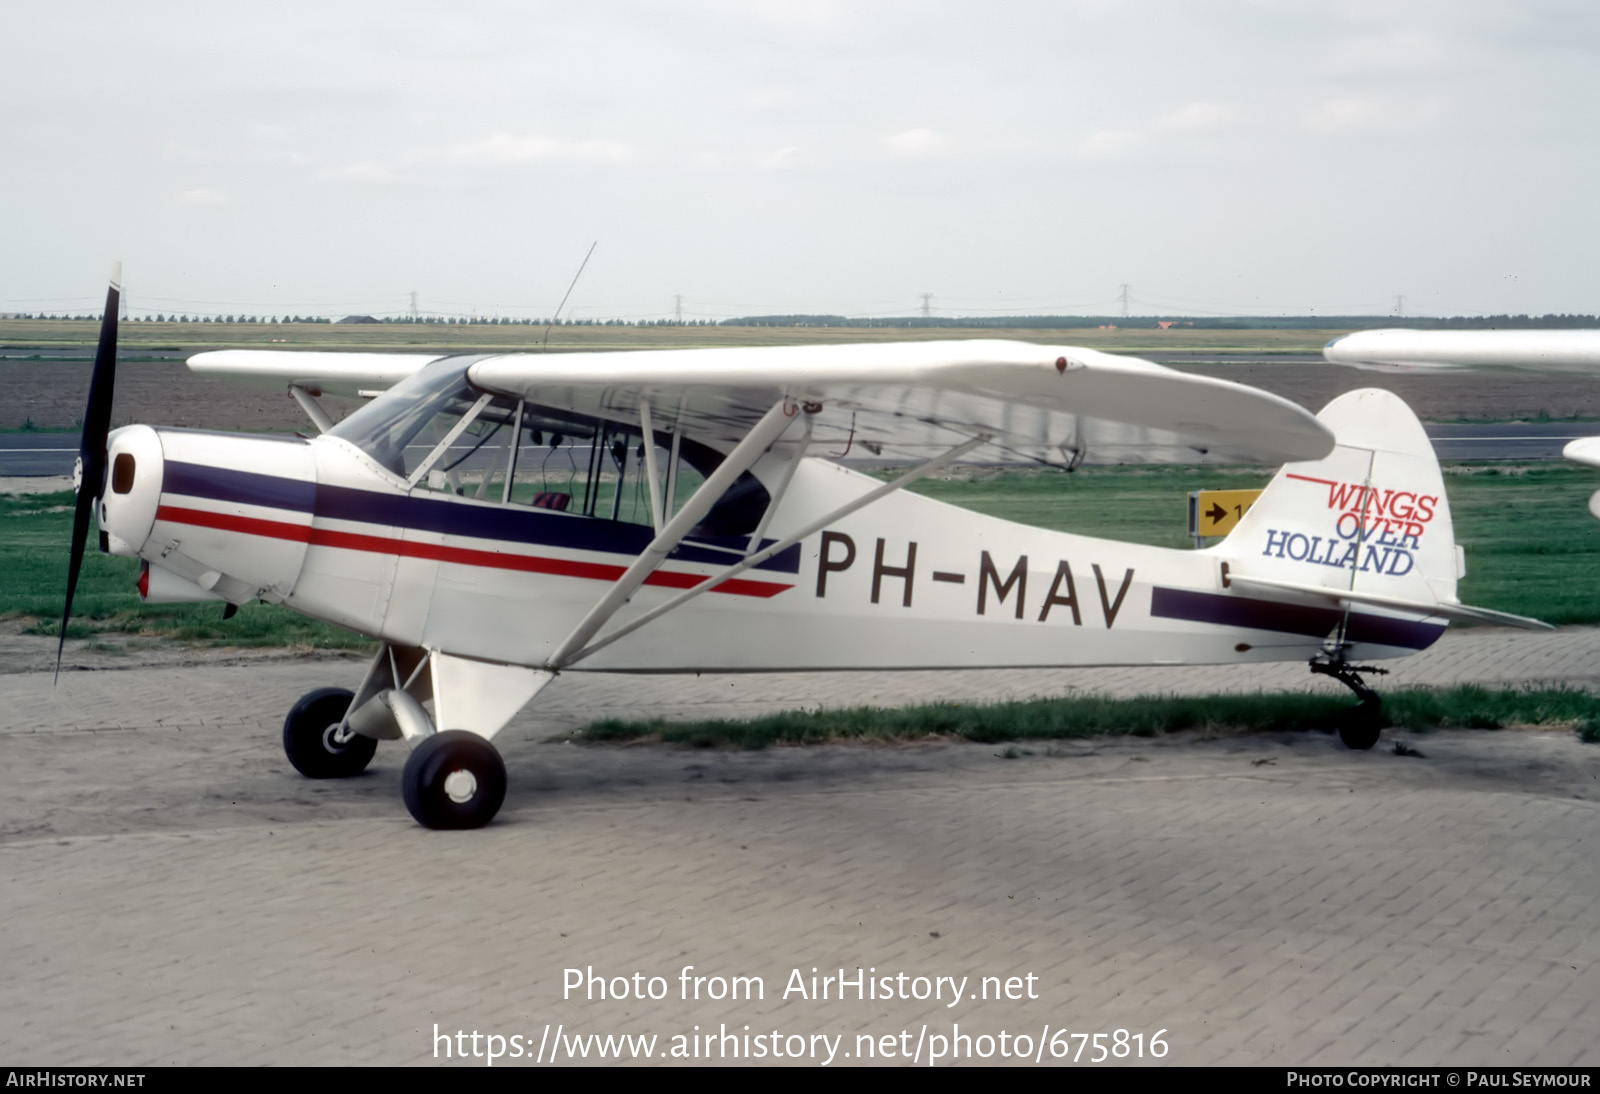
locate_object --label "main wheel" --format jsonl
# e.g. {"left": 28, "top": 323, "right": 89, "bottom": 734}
{"left": 1335, "top": 698, "right": 1384, "bottom": 751}
{"left": 283, "top": 687, "right": 377, "bottom": 778}
{"left": 402, "top": 730, "right": 507, "bottom": 830}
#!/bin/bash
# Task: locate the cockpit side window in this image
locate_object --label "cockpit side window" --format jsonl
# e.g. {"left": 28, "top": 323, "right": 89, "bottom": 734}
{"left": 502, "top": 404, "right": 771, "bottom": 536}
{"left": 503, "top": 406, "right": 605, "bottom": 514}
{"left": 412, "top": 395, "right": 521, "bottom": 496}
{"left": 332, "top": 377, "right": 771, "bottom": 536}
{"left": 673, "top": 435, "right": 770, "bottom": 538}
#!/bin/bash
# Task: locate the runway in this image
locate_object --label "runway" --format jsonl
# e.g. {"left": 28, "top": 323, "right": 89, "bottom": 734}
{"left": 2, "top": 628, "right": 1596, "bottom": 1066}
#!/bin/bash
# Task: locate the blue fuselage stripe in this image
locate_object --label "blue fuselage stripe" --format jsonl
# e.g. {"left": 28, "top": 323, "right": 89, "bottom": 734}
{"left": 1150, "top": 586, "right": 1446, "bottom": 651}
{"left": 161, "top": 460, "right": 802, "bottom": 574}
{"left": 164, "top": 461, "right": 317, "bottom": 513}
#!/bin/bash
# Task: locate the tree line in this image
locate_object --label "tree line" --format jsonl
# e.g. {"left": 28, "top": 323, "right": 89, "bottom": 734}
{"left": 7, "top": 313, "right": 1599, "bottom": 329}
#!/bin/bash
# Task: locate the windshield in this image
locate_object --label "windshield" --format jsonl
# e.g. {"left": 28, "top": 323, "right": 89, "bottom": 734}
{"left": 328, "top": 360, "right": 481, "bottom": 477}
{"left": 327, "top": 363, "right": 771, "bottom": 536}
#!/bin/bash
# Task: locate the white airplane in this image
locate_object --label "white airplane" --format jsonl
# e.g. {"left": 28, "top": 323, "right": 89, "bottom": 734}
{"left": 61, "top": 270, "right": 1548, "bottom": 828}
{"left": 1324, "top": 328, "right": 1600, "bottom": 515}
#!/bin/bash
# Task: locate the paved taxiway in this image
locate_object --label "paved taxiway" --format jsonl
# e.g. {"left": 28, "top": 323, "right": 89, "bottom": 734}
{"left": 1, "top": 629, "right": 1597, "bottom": 1066}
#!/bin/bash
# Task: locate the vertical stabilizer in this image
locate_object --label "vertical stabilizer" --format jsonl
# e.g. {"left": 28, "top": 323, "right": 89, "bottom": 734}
{"left": 1220, "top": 388, "right": 1459, "bottom": 607}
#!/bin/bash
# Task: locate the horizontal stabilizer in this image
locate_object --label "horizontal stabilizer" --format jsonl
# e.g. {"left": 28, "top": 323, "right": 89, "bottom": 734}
{"left": 1226, "top": 572, "right": 1553, "bottom": 630}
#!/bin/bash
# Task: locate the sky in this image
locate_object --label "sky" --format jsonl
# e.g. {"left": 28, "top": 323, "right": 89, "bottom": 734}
{"left": 4, "top": 0, "right": 1599, "bottom": 321}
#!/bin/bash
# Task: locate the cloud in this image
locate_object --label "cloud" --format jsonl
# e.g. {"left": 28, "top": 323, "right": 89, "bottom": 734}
{"left": 317, "top": 132, "right": 638, "bottom": 187}
{"left": 1161, "top": 101, "right": 1240, "bottom": 132}
{"left": 1325, "top": 29, "right": 1457, "bottom": 75}
{"left": 760, "top": 145, "right": 808, "bottom": 171}
{"left": 176, "top": 188, "right": 226, "bottom": 206}
{"left": 883, "top": 127, "right": 955, "bottom": 161}
{"left": 1305, "top": 95, "right": 1382, "bottom": 132}
{"left": 434, "top": 132, "right": 635, "bottom": 166}
{"left": 1303, "top": 94, "right": 1443, "bottom": 134}
{"left": 319, "top": 162, "right": 401, "bottom": 185}
{"left": 1078, "top": 130, "right": 1140, "bottom": 159}
{"left": 748, "top": 87, "right": 802, "bottom": 112}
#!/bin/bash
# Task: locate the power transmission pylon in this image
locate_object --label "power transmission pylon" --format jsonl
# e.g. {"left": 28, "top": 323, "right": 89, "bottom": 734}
{"left": 1119, "top": 284, "right": 1130, "bottom": 318}
{"left": 675, "top": 294, "right": 684, "bottom": 323}
{"left": 920, "top": 292, "right": 933, "bottom": 319}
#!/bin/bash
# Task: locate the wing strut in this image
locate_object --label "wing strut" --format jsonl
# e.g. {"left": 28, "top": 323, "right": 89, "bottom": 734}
{"left": 544, "top": 400, "right": 798, "bottom": 669}
{"left": 562, "top": 432, "right": 988, "bottom": 667}
{"left": 744, "top": 415, "right": 812, "bottom": 555}
{"left": 288, "top": 384, "right": 334, "bottom": 433}
{"left": 638, "top": 400, "right": 665, "bottom": 533}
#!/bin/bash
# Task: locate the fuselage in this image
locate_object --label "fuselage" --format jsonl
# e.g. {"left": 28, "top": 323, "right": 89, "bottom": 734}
{"left": 98, "top": 420, "right": 1441, "bottom": 673}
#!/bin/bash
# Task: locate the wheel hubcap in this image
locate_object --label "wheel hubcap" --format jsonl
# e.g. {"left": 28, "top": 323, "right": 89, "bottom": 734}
{"left": 443, "top": 768, "right": 478, "bottom": 803}
{"left": 321, "top": 723, "right": 350, "bottom": 754}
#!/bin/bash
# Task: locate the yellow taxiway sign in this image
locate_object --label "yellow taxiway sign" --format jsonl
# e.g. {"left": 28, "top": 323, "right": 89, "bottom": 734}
{"left": 1188, "top": 488, "right": 1264, "bottom": 538}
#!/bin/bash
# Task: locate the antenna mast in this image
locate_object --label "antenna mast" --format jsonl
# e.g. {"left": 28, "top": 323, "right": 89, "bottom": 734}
{"left": 543, "top": 241, "right": 598, "bottom": 348}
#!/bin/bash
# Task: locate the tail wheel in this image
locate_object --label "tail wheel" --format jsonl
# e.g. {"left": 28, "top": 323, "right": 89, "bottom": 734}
{"left": 283, "top": 687, "right": 377, "bottom": 778}
{"left": 402, "top": 730, "right": 507, "bottom": 830}
{"left": 1335, "top": 698, "right": 1384, "bottom": 751}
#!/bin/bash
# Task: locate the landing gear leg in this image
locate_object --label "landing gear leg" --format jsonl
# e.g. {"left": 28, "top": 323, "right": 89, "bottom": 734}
{"left": 1311, "top": 654, "right": 1388, "bottom": 750}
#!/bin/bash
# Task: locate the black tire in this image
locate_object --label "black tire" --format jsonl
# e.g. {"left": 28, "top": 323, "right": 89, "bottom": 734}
{"left": 402, "top": 730, "right": 507, "bottom": 830}
{"left": 1336, "top": 699, "right": 1384, "bottom": 751}
{"left": 282, "top": 687, "right": 376, "bottom": 778}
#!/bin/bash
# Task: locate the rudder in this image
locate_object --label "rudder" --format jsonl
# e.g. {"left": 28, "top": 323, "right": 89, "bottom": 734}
{"left": 1219, "top": 388, "right": 1459, "bottom": 607}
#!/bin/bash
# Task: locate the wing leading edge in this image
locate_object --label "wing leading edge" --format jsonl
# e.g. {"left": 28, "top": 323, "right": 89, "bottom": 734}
{"left": 187, "top": 350, "right": 448, "bottom": 398}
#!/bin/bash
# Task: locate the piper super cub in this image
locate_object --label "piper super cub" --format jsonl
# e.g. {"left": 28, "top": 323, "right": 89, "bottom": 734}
{"left": 60, "top": 268, "right": 1548, "bottom": 829}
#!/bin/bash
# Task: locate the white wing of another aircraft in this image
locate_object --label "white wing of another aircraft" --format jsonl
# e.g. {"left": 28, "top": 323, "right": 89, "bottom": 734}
{"left": 1323, "top": 328, "right": 1600, "bottom": 372}
{"left": 195, "top": 340, "right": 1334, "bottom": 466}
{"left": 1564, "top": 436, "right": 1600, "bottom": 468}
{"left": 1324, "top": 327, "right": 1600, "bottom": 516}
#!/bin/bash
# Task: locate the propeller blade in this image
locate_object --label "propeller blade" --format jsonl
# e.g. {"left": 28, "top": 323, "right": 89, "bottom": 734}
{"left": 56, "top": 262, "right": 121, "bottom": 681}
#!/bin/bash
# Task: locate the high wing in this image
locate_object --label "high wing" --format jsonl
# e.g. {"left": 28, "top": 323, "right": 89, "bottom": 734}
{"left": 467, "top": 341, "right": 1333, "bottom": 465}
{"left": 191, "top": 340, "right": 1335, "bottom": 465}
{"left": 189, "top": 350, "right": 443, "bottom": 397}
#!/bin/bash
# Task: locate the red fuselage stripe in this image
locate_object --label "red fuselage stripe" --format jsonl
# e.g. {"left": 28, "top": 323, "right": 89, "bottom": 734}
{"left": 154, "top": 504, "right": 793, "bottom": 599}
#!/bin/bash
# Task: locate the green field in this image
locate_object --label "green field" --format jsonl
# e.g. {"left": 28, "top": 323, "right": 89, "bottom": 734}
{"left": 6, "top": 460, "right": 1598, "bottom": 647}
{"left": 1, "top": 493, "right": 369, "bottom": 649}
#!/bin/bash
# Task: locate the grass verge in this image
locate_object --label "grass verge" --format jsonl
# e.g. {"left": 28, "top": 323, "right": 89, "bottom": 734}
{"left": 579, "top": 687, "right": 1600, "bottom": 749}
{"left": 3, "top": 490, "right": 371, "bottom": 649}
